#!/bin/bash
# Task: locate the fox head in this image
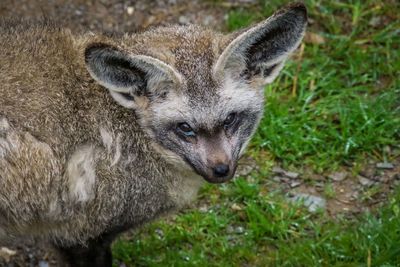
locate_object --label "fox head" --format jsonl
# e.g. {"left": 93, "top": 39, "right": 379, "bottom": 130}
{"left": 84, "top": 3, "right": 307, "bottom": 183}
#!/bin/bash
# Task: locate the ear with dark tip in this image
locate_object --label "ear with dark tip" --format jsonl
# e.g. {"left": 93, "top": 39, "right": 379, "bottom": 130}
{"left": 85, "top": 43, "right": 182, "bottom": 108}
{"left": 214, "top": 2, "right": 307, "bottom": 86}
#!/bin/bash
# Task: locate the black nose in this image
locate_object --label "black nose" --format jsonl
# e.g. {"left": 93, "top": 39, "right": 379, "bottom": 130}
{"left": 213, "top": 164, "right": 230, "bottom": 177}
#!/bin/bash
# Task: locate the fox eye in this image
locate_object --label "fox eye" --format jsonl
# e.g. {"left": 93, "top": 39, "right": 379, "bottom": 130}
{"left": 224, "top": 113, "right": 237, "bottom": 127}
{"left": 177, "top": 122, "right": 195, "bottom": 137}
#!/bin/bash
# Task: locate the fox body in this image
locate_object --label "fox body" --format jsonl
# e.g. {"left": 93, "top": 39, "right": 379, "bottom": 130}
{"left": 0, "top": 3, "right": 307, "bottom": 266}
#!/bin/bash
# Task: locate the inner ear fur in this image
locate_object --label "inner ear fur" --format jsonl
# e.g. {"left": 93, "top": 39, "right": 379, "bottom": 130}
{"left": 84, "top": 43, "right": 182, "bottom": 108}
{"left": 214, "top": 2, "right": 307, "bottom": 85}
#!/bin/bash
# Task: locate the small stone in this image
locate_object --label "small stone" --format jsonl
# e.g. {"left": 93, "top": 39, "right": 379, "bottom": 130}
{"left": 235, "top": 226, "right": 245, "bottom": 234}
{"left": 226, "top": 225, "right": 234, "bottom": 234}
{"left": 304, "top": 32, "right": 326, "bottom": 45}
{"left": 235, "top": 157, "right": 258, "bottom": 177}
{"left": 231, "top": 203, "right": 243, "bottom": 211}
{"left": 198, "top": 205, "right": 208, "bottom": 213}
{"left": 383, "top": 146, "right": 391, "bottom": 154}
{"left": 272, "top": 176, "right": 283, "bottom": 182}
{"left": 379, "top": 176, "right": 390, "bottom": 183}
{"left": 202, "top": 15, "right": 215, "bottom": 26}
{"left": 285, "top": 171, "right": 300, "bottom": 179}
{"left": 351, "top": 191, "right": 359, "bottom": 200}
{"left": 281, "top": 177, "right": 290, "bottom": 183}
{"left": 126, "top": 6, "right": 135, "bottom": 15}
{"left": 358, "top": 176, "right": 374, "bottom": 187}
{"left": 39, "top": 261, "right": 49, "bottom": 267}
{"left": 328, "top": 171, "right": 347, "bottom": 182}
{"left": 0, "top": 247, "right": 17, "bottom": 262}
{"left": 376, "top": 162, "right": 394, "bottom": 169}
{"left": 369, "top": 16, "right": 382, "bottom": 27}
{"left": 272, "top": 166, "right": 285, "bottom": 174}
{"left": 226, "top": 235, "right": 235, "bottom": 242}
{"left": 178, "top": 15, "right": 190, "bottom": 25}
{"left": 272, "top": 166, "right": 299, "bottom": 179}
{"left": 359, "top": 170, "right": 372, "bottom": 178}
{"left": 315, "top": 186, "right": 324, "bottom": 193}
{"left": 238, "top": 0, "right": 257, "bottom": 3}
{"left": 155, "top": 228, "right": 164, "bottom": 239}
{"left": 289, "top": 193, "right": 326, "bottom": 212}
{"left": 289, "top": 180, "right": 302, "bottom": 188}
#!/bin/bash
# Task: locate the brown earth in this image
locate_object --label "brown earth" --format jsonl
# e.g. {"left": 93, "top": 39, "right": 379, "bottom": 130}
{"left": 0, "top": 0, "right": 231, "bottom": 33}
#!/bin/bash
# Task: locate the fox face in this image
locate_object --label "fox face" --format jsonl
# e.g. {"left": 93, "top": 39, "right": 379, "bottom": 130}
{"left": 85, "top": 3, "right": 307, "bottom": 183}
{"left": 142, "top": 74, "right": 265, "bottom": 183}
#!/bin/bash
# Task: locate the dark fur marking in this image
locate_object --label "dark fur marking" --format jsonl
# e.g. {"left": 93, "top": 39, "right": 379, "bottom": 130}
{"left": 85, "top": 44, "right": 147, "bottom": 95}
{"left": 241, "top": 4, "right": 307, "bottom": 80}
{"left": 119, "top": 92, "right": 135, "bottom": 101}
{"left": 54, "top": 225, "right": 132, "bottom": 267}
{"left": 55, "top": 237, "right": 113, "bottom": 267}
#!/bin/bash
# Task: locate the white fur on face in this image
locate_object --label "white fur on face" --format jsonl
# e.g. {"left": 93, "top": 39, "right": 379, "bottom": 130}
{"left": 153, "top": 75, "right": 263, "bottom": 131}
{"left": 151, "top": 91, "right": 190, "bottom": 123}
{"left": 67, "top": 145, "right": 97, "bottom": 203}
{"left": 218, "top": 75, "right": 264, "bottom": 115}
{"left": 218, "top": 76, "right": 265, "bottom": 155}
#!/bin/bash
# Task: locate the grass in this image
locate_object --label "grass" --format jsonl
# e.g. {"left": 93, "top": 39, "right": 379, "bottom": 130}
{"left": 113, "top": 181, "right": 400, "bottom": 266}
{"left": 238, "top": 0, "right": 400, "bottom": 171}
{"left": 113, "top": 0, "right": 400, "bottom": 266}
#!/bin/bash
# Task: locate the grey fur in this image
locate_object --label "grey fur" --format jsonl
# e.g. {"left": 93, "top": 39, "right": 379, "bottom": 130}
{"left": 0, "top": 3, "right": 306, "bottom": 265}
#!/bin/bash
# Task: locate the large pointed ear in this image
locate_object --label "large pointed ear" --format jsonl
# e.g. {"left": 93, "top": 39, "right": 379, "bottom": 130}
{"left": 84, "top": 43, "right": 182, "bottom": 108}
{"left": 213, "top": 3, "right": 307, "bottom": 86}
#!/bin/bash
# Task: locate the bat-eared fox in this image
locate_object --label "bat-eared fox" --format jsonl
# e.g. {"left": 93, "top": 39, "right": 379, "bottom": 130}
{"left": 0, "top": 2, "right": 307, "bottom": 266}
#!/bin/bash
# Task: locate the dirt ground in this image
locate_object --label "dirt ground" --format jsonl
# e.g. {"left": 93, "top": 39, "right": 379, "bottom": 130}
{"left": 0, "top": 0, "right": 399, "bottom": 266}
{"left": 0, "top": 0, "right": 232, "bottom": 33}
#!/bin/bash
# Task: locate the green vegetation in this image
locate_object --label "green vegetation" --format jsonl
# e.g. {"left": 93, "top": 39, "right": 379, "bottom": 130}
{"left": 236, "top": 0, "right": 400, "bottom": 171}
{"left": 113, "top": 1, "right": 400, "bottom": 266}
{"left": 114, "top": 182, "right": 400, "bottom": 266}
